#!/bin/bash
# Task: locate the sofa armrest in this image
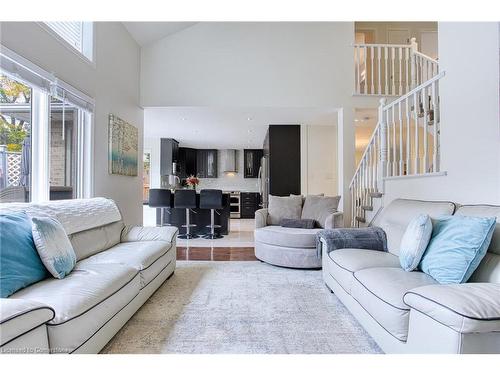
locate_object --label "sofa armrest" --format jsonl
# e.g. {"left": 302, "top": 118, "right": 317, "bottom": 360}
{"left": 324, "top": 211, "right": 344, "bottom": 229}
{"left": 317, "top": 227, "right": 387, "bottom": 255}
{"left": 255, "top": 208, "right": 268, "bottom": 229}
{"left": 121, "top": 225, "right": 178, "bottom": 243}
{"left": 0, "top": 298, "right": 55, "bottom": 347}
{"left": 404, "top": 283, "right": 500, "bottom": 334}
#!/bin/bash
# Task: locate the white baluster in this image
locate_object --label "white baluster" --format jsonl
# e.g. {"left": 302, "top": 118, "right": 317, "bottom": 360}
{"left": 423, "top": 86, "right": 429, "bottom": 172}
{"left": 355, "top": 46, "right": 360, "bottom": 94}
{"left": 391, "top": 47, "right": 396, "bottom": 95}
{"left": 398, "top": 47, "right": 403, "bottom": 95}
{"left": 378, "top": 98, "right": 388, "bottom": 184}
{"left": 432, "top": 80, "right": 438, "bottom": 172}
{"left": 410, "top": 37, "right": 418, "bottom": 89}
{"left": 398, "top": 102, "right": 403, "bottom": 176}
{"left": 392, "top": 105, "right": 396, "bottom": 176}
{"left": 377, "top": 46, "right": 382, "bottom": 95}
{"left": 405, "top": 47, "right": 410, "bottom": 93}
{"left": 384, "top": 47, "right": 389, "bottom": 95}
{"left": 413, "top": 92, "right": 419, "bottom": 174}
{"left": 363, "top": 45, "right": 368, "bottom": 95}
{"left": 406, "top": 97, "right": 411, "bottom": 175}
{"left": 370, "top": 46, "right": 375, "bottom": 95}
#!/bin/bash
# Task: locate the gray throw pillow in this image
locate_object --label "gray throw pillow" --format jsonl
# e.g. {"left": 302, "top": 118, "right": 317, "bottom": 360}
{"left": 290, "top": 193, "right": 323, "bottom": 207}
{"left": 301, "top": 195, "right": 341, "bottom": 228}
{"left": 268, "top": 195, "right": 302, "bottom": 225}
{"left": 280, "top": 218, "right": 316, "bottom": 229}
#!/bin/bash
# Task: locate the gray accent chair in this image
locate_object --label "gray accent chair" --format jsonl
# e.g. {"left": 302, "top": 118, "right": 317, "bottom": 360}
{"left": 320, "top": 198, "right": 500, "bottom": 354}
{"left": 254, "top": 203, "right": 343, "bottom": 269}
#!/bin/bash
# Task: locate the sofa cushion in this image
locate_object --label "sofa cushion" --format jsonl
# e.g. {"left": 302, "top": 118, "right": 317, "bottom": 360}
{"left": 255, "top": 225, "right": 321, "bottom": 248}
{"left": 326, "top": 249, "right": 400, "bottom": 294}
{"left": 78, "top": 241, "right": 174, "bottom": 288}
{"left": 267, "top": 195, "right": 302, "bottom": 225}
{"left": 70, "top": 221, "right": 124, "bottom": 261}
{"left": 301, "top": 195, "right": 341, "bottom": 228}
{"left": 371, "top": 199, "right": 456, "bottom": 255}
{"left": 351, "top": 267, "right": 438, "bottom": 341}
{"left": 10, "top": 262, "right": 140, "bottom": 353}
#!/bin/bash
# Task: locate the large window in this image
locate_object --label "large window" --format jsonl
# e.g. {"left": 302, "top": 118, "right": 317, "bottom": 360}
{"left": 44, "top": 22, "right": 93, "bottom": 61}
{"left": 0, "top": 46, "right": 94, "bottom": 203}
{"left": 0, "top": 75, "right": 32, "bottom": 202}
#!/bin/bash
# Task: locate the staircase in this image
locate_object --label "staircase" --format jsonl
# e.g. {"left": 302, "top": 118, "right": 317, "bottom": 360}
{"left": 351, "top": 38, "right": 445, "bottom": 227}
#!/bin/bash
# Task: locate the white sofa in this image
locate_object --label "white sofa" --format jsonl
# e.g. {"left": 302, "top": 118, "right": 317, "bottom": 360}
{"left": 0, "top": 198, "right": 178, "bottom": 354}
{"left": 320, "top": 199, "right": 500, "bottom": 354}
{"left": 254, "top": 207, "right": 343, "bottom": 269}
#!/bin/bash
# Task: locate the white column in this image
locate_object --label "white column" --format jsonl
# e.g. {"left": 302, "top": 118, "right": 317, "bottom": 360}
{"left": 410, "top": 37, "right": 418, "bottom": 89}
{"left": 337, "top": 106, "right": 356, "bottom": 227}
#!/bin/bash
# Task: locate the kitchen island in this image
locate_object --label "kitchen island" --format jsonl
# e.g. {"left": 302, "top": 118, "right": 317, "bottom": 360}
{"left": 155, "top": 192, "right": 231, "bottom": 235}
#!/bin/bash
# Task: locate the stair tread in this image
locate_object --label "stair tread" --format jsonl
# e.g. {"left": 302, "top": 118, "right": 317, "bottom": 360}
{"left": 355, "top": 216, "right": 366, "bottom": 223}
{"left": 361, "top": 205, "right": 373, "bottom": 211}
{"left": 368, "top": 192, "right": 383, "bottom": 198}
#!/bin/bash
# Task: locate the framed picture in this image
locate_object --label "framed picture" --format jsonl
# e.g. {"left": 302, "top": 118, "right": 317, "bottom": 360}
{"left": 108, "top": 114, "right": 138, "bottom": 176}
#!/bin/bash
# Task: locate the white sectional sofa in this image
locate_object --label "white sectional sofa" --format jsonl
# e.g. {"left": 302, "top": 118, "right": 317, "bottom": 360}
{"left": 0, "top": 198, "right": 178, "bottom": 354}
{"left": 320, "top": 199, "right": 500, "bottom": 354}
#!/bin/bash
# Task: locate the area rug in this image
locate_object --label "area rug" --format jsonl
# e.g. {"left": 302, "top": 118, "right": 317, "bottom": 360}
{"left": 101, "top": 261, "right": 382, "bottom": 354}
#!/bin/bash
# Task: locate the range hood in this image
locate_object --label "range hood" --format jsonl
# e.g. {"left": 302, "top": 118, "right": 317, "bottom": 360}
{"left": 220, "top": 149, "right": 237, "bottom": 173}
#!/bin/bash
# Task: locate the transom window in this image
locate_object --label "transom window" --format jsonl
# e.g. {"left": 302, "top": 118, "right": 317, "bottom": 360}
{"left": 44, "top": 22, "right": 94, "bottom": 61}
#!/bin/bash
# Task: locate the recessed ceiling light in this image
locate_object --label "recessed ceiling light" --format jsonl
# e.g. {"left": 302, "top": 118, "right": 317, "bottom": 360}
{"left": 247, "top": 117, "right": 253, "bottom": 121}
{"left": 247, "top": 129, "right": 253, "bottom": 133}
{"left": 181, "top": 117, "right": 187, "bottom": 121}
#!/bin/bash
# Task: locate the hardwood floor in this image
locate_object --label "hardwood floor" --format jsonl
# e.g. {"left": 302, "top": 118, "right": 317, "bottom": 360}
{"left": 176, "top": 247, "right": 257, "bottom": 261}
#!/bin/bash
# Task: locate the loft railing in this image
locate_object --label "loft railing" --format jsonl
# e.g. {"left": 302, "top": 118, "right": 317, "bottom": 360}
{"left": 354, "top": 37, "right": 438, "bottom": 96}
{"left": 349, "top": 71, "right": 445, "bottom": 227}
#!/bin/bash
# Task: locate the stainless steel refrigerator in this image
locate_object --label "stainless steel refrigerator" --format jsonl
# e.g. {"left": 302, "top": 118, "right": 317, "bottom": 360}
{"left": 258, "top": 155, "right": 269, "bottom": 208}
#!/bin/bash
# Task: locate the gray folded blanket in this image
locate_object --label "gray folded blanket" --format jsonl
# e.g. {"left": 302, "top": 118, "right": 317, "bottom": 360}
{"left": 316, "top": 227, "right": 388, "bottom": 258}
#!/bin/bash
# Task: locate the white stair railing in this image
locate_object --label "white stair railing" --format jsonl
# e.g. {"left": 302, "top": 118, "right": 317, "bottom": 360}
{"left": 354, "top": 37, "right": 438, "bottom": 96}
{"left": 350, "top": 71, "right": 445, "bottom": 227}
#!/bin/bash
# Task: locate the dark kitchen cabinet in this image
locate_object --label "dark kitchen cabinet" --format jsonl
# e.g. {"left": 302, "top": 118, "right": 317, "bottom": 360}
{"left": 265, "top": 125, "right": 301, "bottom": 196}
{"left": 243, "top": 149, "right": 263, "bottom": 178}
{"left": 160, "top": 138, "right": 179, "bottom": 176}
{"left": 178, "top": 147, "right": 197, "bottom": 178}
{"left": 196, "top": 149, "right": 218, "bottom": 178}
{"left": 240, "top": 192, "right": 261, "bottom": 218}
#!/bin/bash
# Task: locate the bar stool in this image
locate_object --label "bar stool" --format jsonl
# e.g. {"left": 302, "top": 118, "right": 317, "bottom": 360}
{"left": 148, "top": 189, "right": 172, "bottom": 227}
{"left": 174, "top": 189, "right": 198, "bottom": 239}
{"left": 200, "top": 189, "right": 223, "bottom": 239}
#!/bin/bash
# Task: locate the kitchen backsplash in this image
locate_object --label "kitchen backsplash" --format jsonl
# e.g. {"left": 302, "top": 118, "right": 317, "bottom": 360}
{"left": 197, "top": 150, "right": 259, "bottom": 192}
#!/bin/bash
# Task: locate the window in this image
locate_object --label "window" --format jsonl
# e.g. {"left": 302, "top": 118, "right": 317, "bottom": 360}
{"left": 0, "top": 46, "right": 94, "bottom": 203}
{"left": 44, "top": 22, "right": 93, "bottom": 61}
{"left": 0, "top": 75, "right": 32, "bottom": 202}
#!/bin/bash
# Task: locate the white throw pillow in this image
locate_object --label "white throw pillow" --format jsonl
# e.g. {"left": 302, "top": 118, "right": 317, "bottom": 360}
{"left": 31, "top": 216, "right": 76, "bottom": 279}
{"left": 267, "top": 195, "right": 303, "bottom": 225}
{"left": 399, "top": 214, "right": 433, "bottom": 272}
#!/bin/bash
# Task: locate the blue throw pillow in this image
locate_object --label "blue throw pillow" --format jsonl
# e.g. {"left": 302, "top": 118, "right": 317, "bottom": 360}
{"left": 419, "top": 215, "right": 496, "bottom": 284}
{"left": 0, "top": 212, "right": 49, "bottom": 298}
{"left": 399, "top": 214, "right": 433, "bottom": 271}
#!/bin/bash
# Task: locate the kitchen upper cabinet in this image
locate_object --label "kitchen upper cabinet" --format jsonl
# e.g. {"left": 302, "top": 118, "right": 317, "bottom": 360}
{"left": 243, "top": 149, "right": 263, "bottom": 178}
{"left": 160, "top": 138, "right": 179, "bottom": 176}
{"left": 196, "top": 149, "right": 218, "bottom": 178}
{"left": 178, "top": 147, "right": 197, "bottom": 178}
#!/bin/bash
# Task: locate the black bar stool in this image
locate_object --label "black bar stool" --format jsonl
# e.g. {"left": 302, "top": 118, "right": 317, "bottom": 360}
{"left": 174, "top": 189, "right": 197, "bottom": 239}
{"left": 148, "top": 189, "right": 172, "bottom": 226}
{"left": 200, "top": 189, "right": 223, "bottom": 239}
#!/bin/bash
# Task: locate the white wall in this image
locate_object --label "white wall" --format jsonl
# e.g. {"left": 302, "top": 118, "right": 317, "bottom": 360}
{"left": 383, "top": 22, "right": 500, "bottom": 206}
{"left": 0, "top": 22, "right": 144, "bottom": 224}
{"left": 301, "top": 125, "right": 338, "bottom": 196}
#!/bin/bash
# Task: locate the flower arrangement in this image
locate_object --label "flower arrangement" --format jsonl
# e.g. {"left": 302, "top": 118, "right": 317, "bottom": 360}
{"left": 185, "top": 175, "right": 200, "bottom": 189}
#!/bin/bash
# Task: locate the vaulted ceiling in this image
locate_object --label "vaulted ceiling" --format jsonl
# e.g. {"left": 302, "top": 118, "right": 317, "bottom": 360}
{"left": 122, "top": 22, "right": 197, "bottom": 46}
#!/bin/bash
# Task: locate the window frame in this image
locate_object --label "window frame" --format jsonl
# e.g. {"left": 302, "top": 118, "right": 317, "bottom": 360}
{"left": 38, "top": 22, "right": 96, "bottom": 66}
